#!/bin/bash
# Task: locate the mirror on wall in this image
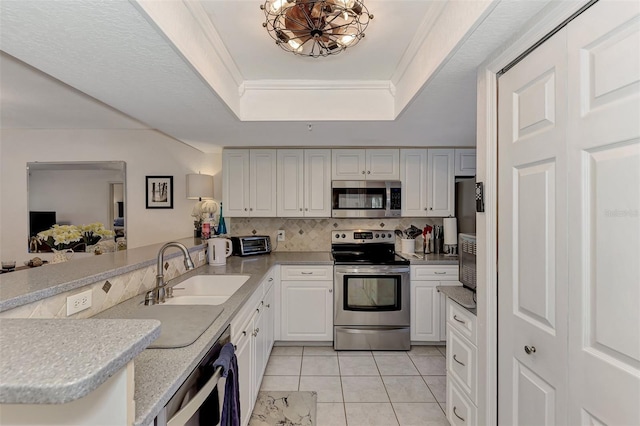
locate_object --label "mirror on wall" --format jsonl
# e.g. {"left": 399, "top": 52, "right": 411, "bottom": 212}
{"left": 27, "top": 161, "right": 126, "bottom": 253}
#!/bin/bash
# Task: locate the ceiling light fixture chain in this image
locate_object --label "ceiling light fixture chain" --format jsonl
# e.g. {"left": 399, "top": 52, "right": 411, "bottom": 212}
{"left": 261, "top": 0, "right": 373, "bottom": 58}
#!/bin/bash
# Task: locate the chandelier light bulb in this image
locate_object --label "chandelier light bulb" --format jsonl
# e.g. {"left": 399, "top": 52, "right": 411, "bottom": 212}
{"left": 261, "top": 0, "right": 373, "bottom": 58}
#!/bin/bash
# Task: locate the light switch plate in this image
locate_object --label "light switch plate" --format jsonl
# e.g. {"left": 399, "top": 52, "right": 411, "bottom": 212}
{"left": 277, "top": 230, "right": 285, "bottom": 241}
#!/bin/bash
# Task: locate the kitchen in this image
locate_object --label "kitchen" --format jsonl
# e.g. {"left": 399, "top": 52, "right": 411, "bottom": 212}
{"left": 1, "top": 1, "right": 638, "bottom": 426}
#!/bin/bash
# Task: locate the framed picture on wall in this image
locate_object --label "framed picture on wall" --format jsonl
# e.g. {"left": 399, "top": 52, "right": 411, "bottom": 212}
{"left": 146, "top": 176, "right": 173, "bottom": 209}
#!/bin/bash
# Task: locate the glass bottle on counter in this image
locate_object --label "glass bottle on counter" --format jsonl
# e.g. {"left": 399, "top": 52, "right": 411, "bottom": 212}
{"left": 217, "top": 202, "right": 227, "bottom": 235}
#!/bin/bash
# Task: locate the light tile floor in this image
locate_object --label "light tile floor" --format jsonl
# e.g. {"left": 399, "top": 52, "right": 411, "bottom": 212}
{"left": 258, "top": 345, "right": 448, "bottom": 426}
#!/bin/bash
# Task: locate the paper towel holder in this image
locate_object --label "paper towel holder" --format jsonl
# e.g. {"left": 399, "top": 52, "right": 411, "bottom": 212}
{"left": 443, "top": 216, "right": 458, "bottom": 256}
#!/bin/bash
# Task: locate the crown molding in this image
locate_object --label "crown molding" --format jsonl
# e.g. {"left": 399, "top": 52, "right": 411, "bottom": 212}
{"left": 243, "top": 79, "right": 395, "bottom": 94}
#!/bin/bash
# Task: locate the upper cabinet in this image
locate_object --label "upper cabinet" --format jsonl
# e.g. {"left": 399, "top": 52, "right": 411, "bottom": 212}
{"left": 277, "top": 149, "right": 331, "bottom": 217}
{"left": 400, "top": 148, "right": 455, "bottom": 217}
{"left": 223, "top": 149, "right": 277, "bottom": 217}
{"left": 454, "top": 149, "right": 476, "bottom": 176}
{"left": 332, "top": 149, "right": 399, "bottom": 180}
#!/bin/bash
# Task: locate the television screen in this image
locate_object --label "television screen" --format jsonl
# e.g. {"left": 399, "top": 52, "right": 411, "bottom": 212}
{"left": 29, "top": 211, "right": 56, "bottom": 237}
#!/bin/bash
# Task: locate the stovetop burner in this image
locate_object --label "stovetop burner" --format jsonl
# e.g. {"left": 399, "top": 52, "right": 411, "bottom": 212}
{"left": 331, "top": 230, "right": 410, "bottom": 265}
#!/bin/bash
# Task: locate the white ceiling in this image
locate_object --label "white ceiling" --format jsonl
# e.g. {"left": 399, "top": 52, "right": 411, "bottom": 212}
{"left": 0, "top": 0, "right": 553, "bottom": 153}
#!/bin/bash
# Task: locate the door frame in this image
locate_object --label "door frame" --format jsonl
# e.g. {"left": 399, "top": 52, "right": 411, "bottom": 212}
{"left": 475, "top": 1, "right": 591, "bottom": 424}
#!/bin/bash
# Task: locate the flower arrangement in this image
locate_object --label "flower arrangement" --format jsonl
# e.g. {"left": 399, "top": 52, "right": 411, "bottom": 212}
{"left": 37, "top": 225, "right": 83, "bottom": 251}
{"left": 191, "top": 200, "right": 219, "bottom": 231}
{"left": 79, "top": 222, "right": 115, "bottom": 246}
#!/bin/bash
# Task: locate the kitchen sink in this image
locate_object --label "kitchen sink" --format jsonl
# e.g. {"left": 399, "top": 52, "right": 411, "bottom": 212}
{"left": 163, "top": 274, "right": 250, "bottom": 305}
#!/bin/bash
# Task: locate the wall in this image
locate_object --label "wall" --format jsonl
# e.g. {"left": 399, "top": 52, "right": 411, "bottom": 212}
{"left": 230, "top": 217, "right": 444, "bottom": 252}
{"left": 0, "top": 128, "right": 221, "bottom": 264}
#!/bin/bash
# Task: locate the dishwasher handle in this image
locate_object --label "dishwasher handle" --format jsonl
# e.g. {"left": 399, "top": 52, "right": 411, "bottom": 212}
{"left": 167, "top": 365, "right": 224, "bottom": 426}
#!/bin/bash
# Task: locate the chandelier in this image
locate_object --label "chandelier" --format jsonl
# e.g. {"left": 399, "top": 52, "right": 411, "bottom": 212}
{"left": 260, "top": 0, "right": 373, "bottom": 58}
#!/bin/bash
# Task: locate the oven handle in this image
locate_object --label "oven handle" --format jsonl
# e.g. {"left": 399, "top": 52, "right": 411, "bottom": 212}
{"left": 335, "top": 266, "right": 410, "bottom": 274}
{"left": 338, "top": 327, "right": 409, "bottom": 334}
{"left": 167, "top": 366, "right": 224, "bottom": 426}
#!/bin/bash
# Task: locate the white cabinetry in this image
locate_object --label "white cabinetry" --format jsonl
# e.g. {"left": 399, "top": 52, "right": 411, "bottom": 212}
{"left": 446, "top": 297, "right": 477, "bottom": 426}
{"left": 410, "top": 265, "right": 460, "bottom": 342}
{"left": 332, "top": 149, "right": 399, "bottom": 180}
{"left": 427, "top": 149, "right": 455, "bottom": 217}
{"left": 280, "top": 265, "right": 333, "bottom": 341}
{"left": 400, "top": 149, "right": 454, "bottom": 217}
{"left": 454, "top": 149, "right": 476, "bottom": 177}
{"left": 223, "top": 149, "right": 277, "bottom": 217}
{"left": 231, "top": 269, "right": 276, "bottom": 426}
{"left": 277, "top": 149, "right": 331, "bottom": 217}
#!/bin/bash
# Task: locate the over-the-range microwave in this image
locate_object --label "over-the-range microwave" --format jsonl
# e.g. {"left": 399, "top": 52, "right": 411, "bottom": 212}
{"left": 331, "top": 180, "right": 402, "bottom": 218}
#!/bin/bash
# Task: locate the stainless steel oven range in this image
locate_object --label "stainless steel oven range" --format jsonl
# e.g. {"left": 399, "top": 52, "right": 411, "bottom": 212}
{"left": 332, "top": 230, "right": 410, "bottom": 350}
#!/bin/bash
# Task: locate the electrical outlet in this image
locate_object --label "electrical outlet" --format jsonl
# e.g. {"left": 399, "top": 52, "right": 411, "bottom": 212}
{"left": 67, "top": 289, "right": 92, "bottom": 316}
{"left": 198, "top": 251, "right": 205, "bottom": 262}
{"left": 277, "top": 230, "right": 285, "bottom": 241}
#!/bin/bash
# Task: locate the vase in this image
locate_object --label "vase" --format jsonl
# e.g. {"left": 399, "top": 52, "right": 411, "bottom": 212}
{"left": 217, "top": 202, "right": 227, "bottom": 235}
{"left": 51, "top": 249, "right": 74, "bottom": 264}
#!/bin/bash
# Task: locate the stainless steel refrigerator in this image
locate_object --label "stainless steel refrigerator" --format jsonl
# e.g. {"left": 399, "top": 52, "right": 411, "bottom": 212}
{"left": 455, "top": 178, "right": 476, "bottom": 234}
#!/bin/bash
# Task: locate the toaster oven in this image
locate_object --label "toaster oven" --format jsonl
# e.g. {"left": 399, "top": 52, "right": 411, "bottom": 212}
{"left": 231, "top": 235, "right": 271, "bottom": 256}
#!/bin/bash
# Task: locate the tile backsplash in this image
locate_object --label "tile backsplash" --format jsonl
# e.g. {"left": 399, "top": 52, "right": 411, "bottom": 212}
{"left": 229, "top": 217, "right": 444, "bottom": 252}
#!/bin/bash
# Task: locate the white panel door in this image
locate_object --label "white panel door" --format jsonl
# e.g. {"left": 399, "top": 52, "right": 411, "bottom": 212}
{"left": 281, "top": 281, "right": 333, "bottom": 341}
{"left": 277, "top": 149, "right": 304, "bottom": 217}
{"left": 250, "top": 149, "right": 277, "bottom": 217}
{"left": 400, "top": 149, "right": 428, "bottom": 217}
{"left": 366, "top": 149, "right": 400, "bottom": 180}
{"left": 427, "top": 149, "right": 455, "bottom": 217}
{"left": 454, "top": 149, "right": 477, "bottom": 177}
{"left": 223, "top": 149, "right": 250, "bottom": 217}
{"left": 332, "top": 149, "right": 366, "bottom": 180}
{"left": 566, "top": 1, "right": 640, "bottom": 424}
{"left": 410, "top": 282, "right": 439, "bottom": 341}
{"left": 304, "top": 149, "right": 331, "bottom": 217}
{"left": 498, "top": 28, "right": 569, "bottom": 425}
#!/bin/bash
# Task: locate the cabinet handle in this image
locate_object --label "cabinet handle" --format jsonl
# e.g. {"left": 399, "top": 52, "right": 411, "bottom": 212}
{"left": 301, "top": 272, "right": 313, "bottom": 275}
{"left": 300, "top": 208, "right": 303, "bottom": 211}
{"left": 244, "top": 208, "right": 248, "bottom": 211}
{"left": 453, "top": 354, "right": 465, "bottom": 367}
{"left": 305, "top": 208, "right": 308, "bottom": 211}
{"left": 250, "top": 208, "right": 253, "bottom": 211}
{"left": 430, "top": 207, "right": 433, "bottom": 210}
{"left": 268, "top": 277, "right": 273, "bottom": 282}
{"left": 367, "top": 170, "right": 371, "bottom": 174}
{"left": 329, "top": 289, "right": 333, "bottom": 293}
{"left": 524, "top": 345, "right": 536, "bottom": 355}
{"left": 261, "top": 301, "right": 264, "bottom": 306}
{"left": 434, "top": 272, "right": 446, "bottom": 275}
{"left": 256, "top": 308, "right": 260, "bottom": 313}
{"left": 453, "top": 406, "right": 465, "bottom": 422}
{"left": 252, "top": 330, "right": 258, "bottom": 337}
{"left": 266, "top": 304, "right": 271, "bottom": 308}
{"left": 362, "top": 171, "right": 366, "bottom": 174}
{"left": 453, "top": 315, "right": 466, "bottom": 324}
{"left": 242, "top": 331, "right": 247, "bottom": 336}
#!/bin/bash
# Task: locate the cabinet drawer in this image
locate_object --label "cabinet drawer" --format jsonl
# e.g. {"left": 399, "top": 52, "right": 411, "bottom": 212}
{"left": 281, "top": 265, "right": 333, "bottom": 281}
{"left": 411, "top": 265, "right": 458, "bottom": 280}
{"left": 447, "top": 327, "right": 477, "bottom": 403}
{"left": 447, "top": 298, "right": 476, "bottom": 345}
{"left": 231, "top": 286, "right": 262, "bottom": 339}
{"left": 447, "top": 376, "right": 477, "bottom": 426}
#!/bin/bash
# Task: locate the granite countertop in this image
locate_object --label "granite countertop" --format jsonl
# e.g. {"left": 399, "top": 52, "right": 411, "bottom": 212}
{"left": 0, "top": 237, "right": 207, "bottom": 312}
{"left": 437, "top": 285, "right": 477, "bottom": 315}
{"left": 95, "top": 251, "right": 332, "bottom": 426}
{"left": 0, "top": 318, "right": 160, "bottom": 404}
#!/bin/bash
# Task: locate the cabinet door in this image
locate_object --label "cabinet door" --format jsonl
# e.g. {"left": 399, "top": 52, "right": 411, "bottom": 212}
{"left": 277, "top": 150, "right": 304, "bottom": 217}
{"left": 253, "top": 305, "right": 266, "bottom": 401}
{"left": 454, "top": 149, "right": 476, "bottom": 177}
{"left": 281, "top": 280, "right": 333, "bottom": 341}
{"left": 304, "top": 149, "right": 331, "bottom": 217}
{"left": 234, "top": 318, "right": 254, "bottom": 426}
{"left": 426, "top": 149, "right": 455, "bottom": 217}
{"left": 263, "top": 283, "right": 275, "bottom": 357}
{"left": 411, "top": 282, "right": 440, "bottom": 341}
{"left": 332, "top": 149, "right": 366, "bottom": 180}
{"left": 400, "top": 149, "right": 427, "bottom": 217}
{"left": 366, "top": 149, "right": 400, "bottom": 180}
{"left": 250, "top": 149, "right": 277, "bottom": 217}
{"left": 223, "top": 149, "right": 250, "bottom": 217}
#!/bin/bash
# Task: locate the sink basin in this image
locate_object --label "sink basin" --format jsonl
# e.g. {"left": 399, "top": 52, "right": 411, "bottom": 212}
{"left": 163, "top": 274, "right": 250, "bottom": 305}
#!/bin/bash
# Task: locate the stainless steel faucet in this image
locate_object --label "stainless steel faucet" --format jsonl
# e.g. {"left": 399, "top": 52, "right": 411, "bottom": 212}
{"left": 144, "top": 242, "right": 195, "bottom": 305}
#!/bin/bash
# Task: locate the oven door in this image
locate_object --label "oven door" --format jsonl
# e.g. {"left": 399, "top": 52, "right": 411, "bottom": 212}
{"left": 334, "top": 265, "right": 409, "bottom": 326}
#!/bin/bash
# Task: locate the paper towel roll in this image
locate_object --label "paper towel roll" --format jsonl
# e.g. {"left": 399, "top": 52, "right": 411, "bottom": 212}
{"left": 443, "top": 217, "right": 458, "bottom": 245}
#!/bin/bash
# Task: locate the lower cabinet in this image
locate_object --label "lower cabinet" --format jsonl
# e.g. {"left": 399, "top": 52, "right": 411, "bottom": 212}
{"left": 445, "top": 297, "right": 478, "bottom": 426}
{"left": 280, "top": 265, "right": 334, "bottom": 341}
{"left": 410, "top": 265, "right": 460, "bottom": 342}
{"left": 231, "top": 269, "right": 276, "bottom": 426}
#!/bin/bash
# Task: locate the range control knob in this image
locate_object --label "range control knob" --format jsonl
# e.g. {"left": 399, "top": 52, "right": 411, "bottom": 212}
{"left": 375, "top": 233, "right": 379, "bottom": 238}
{"left": 387, "top": 233, "right": 392, "bottom": 238}
{"left": 380, "top": 234, "right": 386, "bottom": 238}
{"left": 341, "top": 234, "right": 346, "bottom": 238}
{"left": 335, "top": 233, "right": 340, "bottom": 239}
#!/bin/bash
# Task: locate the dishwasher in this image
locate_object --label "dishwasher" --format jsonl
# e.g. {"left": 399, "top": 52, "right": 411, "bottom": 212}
{"left": 155, "top": 325, "right": 231, "bottom": 426}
